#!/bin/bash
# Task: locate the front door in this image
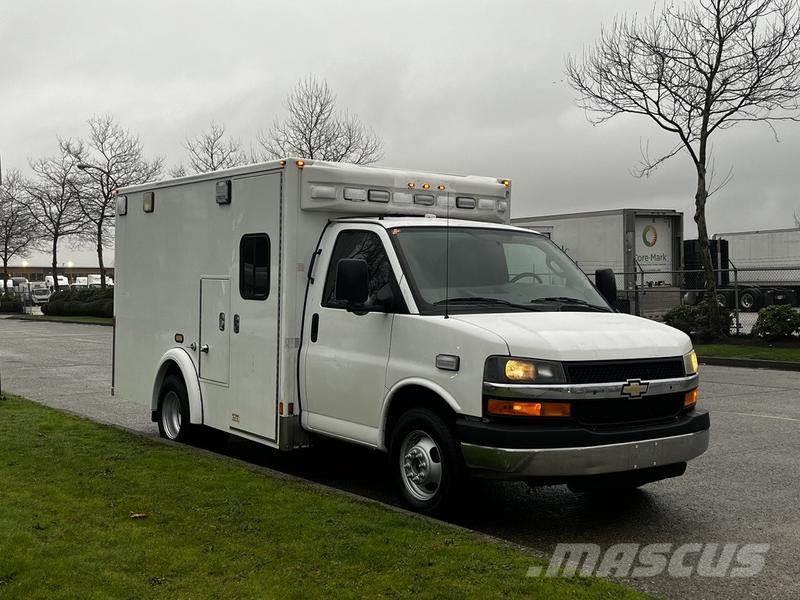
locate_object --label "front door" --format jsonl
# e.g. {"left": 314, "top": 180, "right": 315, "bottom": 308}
{"left": 301, "top": 226, "right": 402, "bottom": 445}
{"left": 199, "top": 278, "right": 231, "bottom": 385}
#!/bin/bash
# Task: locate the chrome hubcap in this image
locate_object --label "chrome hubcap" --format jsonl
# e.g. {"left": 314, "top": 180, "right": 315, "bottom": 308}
{"left": 400, "top": 430, "right": 443, "bottom": 502}
{"left": 741, "top": 294, "right": 754, "bottom": 309}
{"left": 161, "top": 391, "right": 182, "bottom": 440}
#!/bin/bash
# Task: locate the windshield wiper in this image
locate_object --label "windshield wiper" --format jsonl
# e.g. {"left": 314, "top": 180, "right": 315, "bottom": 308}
{"left": 435, "top": 297, "right": 542, "bottom": 312}
{"left": 530, "top": 297, "right": 611, "bottom": 312}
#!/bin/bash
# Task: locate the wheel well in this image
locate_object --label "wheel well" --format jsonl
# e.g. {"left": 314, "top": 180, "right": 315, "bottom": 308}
{"left": 383, "top": 385, "right": 456, "bottom": 448}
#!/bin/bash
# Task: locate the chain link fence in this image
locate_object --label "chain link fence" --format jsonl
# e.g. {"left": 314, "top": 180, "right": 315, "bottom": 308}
{"left": 607, "top": 265, "right": 800, "bottom": 335}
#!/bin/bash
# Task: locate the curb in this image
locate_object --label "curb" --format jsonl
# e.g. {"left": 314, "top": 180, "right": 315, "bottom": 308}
{"left": 699, "top": 356, "right": 800, "bottom": 372}
{"left": 4, "top": 315, "right": 113, "bottom": 327}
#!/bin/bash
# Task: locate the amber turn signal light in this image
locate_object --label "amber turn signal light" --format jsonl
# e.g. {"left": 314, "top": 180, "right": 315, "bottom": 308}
{"left": 684, "top": 388, "right": 699, "bottom": 409}
{"left": 487, "top": 399, "right": 571, "bottom": 418}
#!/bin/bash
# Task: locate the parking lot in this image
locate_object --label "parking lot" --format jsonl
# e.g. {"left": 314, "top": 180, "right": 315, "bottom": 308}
{"left": 1, "top": 317, "right": 798, "bottom": 600}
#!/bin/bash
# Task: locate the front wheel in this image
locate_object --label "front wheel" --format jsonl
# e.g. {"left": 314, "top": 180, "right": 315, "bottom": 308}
{"left": 390, "top": 409, "right": 464, "bottom": 514}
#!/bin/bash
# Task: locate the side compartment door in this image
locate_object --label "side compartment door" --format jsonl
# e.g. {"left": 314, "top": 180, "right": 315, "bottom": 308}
{"left": 199, "top": 278, "right": 231, "bottom": 384}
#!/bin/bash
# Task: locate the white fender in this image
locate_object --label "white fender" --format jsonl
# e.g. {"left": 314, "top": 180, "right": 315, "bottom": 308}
{"left": 377, "top": 378, "right": 462, "bottom": 451}
{"left": 152, "top": 348, "right": 204, "bottom": 425}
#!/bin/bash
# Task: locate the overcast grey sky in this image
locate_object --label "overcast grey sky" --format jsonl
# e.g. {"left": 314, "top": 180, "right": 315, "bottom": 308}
{"left": 3, "top": 0, "right": 799, "bottom": 268}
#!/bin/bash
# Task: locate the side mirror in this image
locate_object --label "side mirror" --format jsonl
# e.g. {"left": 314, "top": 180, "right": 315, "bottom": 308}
{"left": 335, "top": 259, "right": 369, "bottom": 306}
{"left": 595, "top": 268, "right": 617, "bottom": 306}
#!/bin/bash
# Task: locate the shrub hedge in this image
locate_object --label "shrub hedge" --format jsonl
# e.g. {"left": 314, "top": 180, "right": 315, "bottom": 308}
{"left": 751, "top": 304, "right": 800, "bottom": 340}
{"left": 663, "top": 300, "right": 732, "bottom": 342}
{"left": 0, "top": 293, "right": 23, "bottom": 313}
{"left": 42, "top": 287, "right": 114, "bottom": 318}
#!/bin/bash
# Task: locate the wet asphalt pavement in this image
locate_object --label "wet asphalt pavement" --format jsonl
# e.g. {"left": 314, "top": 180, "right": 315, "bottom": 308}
{"left": 1, "top": 317, "right": 799, "bottom": 599}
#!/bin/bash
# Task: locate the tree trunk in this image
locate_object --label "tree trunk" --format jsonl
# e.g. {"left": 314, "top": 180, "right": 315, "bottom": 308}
{"left": 693, "top": 168, "right": 722, "bottom": 330}
{"left": 97, "top": 226, "right": 106, "bottom": 290}
{"left": 2, "top": 257, "right": 7, "bottom": 294}
{"left": 51, "top": 237, "right": 60, "bottom": 292}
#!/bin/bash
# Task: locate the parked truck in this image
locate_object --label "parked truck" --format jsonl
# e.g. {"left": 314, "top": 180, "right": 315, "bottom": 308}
{"left": 115, "top": 160, "right": 708, "bottom": 513}
{"left": 512, "top": 209, "right": 684, "bottom": 314}
{"left": 684, "top": 227, "right": 800, "bottom": 311}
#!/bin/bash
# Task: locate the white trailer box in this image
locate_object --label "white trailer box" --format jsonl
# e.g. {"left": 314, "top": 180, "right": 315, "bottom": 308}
{"left": 512, "top": 209, "right": 684, "bottom": 290}
{"left": 115, "top": 160, "right": 707, "bottom": 513}
{"left": 714, "top": 227, "right": 800, "bottom": 277}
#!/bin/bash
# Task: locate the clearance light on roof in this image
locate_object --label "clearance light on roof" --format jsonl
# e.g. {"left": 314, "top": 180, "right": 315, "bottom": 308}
{"left": 407, "top": 182, "right": 416, "bottom": 189}
{"left": 500, "top": 179, "right": 511, "bottom": 187}
{"left": 296, "top": 160, "right": 305, "bottom": 168}
{"left": 279, "top": 160, "right": 287, "bottom": 166}
{"left": 437, "top": 184, "right": 446, "bottom": 191}
{"left": 422, "top": 183, "right": 431, "bottom": 190}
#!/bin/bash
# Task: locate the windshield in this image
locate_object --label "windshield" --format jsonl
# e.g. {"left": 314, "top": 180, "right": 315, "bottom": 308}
{"left": 390, "top": 226, "right": 611, "bottom": 314}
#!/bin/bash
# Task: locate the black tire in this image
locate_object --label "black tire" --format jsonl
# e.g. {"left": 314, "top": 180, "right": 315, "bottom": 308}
{"left": 389, "top": 408, "right": 464, "bottom": 515}
{"left": 157, "top": 374, "right": 193, "bottom": 442}
{"left": 739, "top": 289, "right": 761, "bottom": 312}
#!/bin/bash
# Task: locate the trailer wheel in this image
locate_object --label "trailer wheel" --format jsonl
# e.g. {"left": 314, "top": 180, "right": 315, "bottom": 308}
{"left": 390, "top": 408, "right": 463, "bottom": 515}
{"left": 157, "top": 374, "right": 193, "bottom": 442}
{"left": 739, "top": 289, "right": 760, "bottom": 311}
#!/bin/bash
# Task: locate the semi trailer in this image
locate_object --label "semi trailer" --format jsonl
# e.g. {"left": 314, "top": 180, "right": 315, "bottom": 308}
{"left": 684, "top": 227, "right": 800, "bottom": 310}
{"left": 115, "top": 160, "right": 708, "bottom": 513}
{"left": 512, "top": 209, "right": 684, "bottom": 314}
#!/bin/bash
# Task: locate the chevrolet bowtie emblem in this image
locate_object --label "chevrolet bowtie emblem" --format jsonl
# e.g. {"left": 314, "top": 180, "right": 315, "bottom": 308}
{"left": 621, "top": 379, "right": 649, "bottom": 398}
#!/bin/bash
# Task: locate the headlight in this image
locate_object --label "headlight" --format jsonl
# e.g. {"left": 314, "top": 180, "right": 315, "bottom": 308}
{"left": 484, "top": 356, "right": 566, "bottom": 384}
{"left": 683, "top": 350, "right": 699, "bottom": 375}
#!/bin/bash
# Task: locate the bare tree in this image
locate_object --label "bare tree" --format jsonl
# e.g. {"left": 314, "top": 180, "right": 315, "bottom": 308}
{"left": 174, "top": 122, "right": 250, "bottom": 175}
{"left": 567, "top": 0, "right": 800, "bottom": 326}
{"left": 69, "top": 115, "right": 163, "bottom": 288}
{"left": 794, "top": 210, "right": 800, "bottom": 227}
{"left": 0, "top": 170, "right": 38, "bottom": 293}
{"left": 24, "top": 145, "right": 86, "bottom": 291}
{"left": 259, "top": 76, "right": 383, "bottom": 165}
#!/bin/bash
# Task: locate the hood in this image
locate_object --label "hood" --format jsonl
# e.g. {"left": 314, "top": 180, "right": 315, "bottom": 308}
{"left": 453, "top": 311, "right": 691, "bottom": 361}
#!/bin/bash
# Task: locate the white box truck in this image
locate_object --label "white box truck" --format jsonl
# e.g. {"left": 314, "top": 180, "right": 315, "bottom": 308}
{"left": 115, "top": 159, "right": 708, "bottom": 513}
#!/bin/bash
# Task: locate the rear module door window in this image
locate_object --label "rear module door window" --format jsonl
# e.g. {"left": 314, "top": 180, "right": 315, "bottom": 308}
{"left": 239, "top": 234, "right": 270, "bottom": 300}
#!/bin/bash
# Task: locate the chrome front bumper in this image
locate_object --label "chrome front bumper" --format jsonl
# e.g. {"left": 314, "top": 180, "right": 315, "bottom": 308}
{"left": 461, "top": 429, "right": 710, "bottom": 477}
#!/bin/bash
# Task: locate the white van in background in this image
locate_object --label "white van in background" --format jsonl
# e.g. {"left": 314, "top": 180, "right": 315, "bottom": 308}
{"left": 115, "top": 159, "right": 709, "bottom": 513}
{"left": 45, "top": 275, "right": 70, "bottom": 291}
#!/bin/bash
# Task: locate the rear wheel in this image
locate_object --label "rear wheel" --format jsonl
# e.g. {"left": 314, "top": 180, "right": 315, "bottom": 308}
{"left": 390, "top": 408, "right": 463, "bottom": 515}
{"left": 157, "top": 375, "right": 193, "bottom": 442}
{"left": 739, "top": 289, "right": 760, "bottom": 311}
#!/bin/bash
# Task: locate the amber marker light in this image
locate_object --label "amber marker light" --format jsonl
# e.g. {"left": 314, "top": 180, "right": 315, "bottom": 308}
{"left": 296, "top": 160, "right": 305, "bottom": 168}
{"left": 684, "top": 388, "right": 699, "bottom": 409}
{"left": 487, "top": 399, "right": 571, "bottom": 418}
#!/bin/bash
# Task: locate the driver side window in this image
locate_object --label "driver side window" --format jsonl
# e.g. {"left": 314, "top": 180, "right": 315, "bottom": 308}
{"left": 322, "top": 230, "right": 401, "bottom": 312}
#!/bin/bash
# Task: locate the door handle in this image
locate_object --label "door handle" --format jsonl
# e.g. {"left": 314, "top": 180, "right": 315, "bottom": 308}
{"left": 310, "top": 313, "right": 319, "bottom": 342}
{"left": 200, "top": 344, "right": 210, "bottom": 353}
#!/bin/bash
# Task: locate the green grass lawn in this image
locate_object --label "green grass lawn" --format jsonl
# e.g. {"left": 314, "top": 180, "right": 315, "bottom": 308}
{"left": 0, "top": 396, "right": 645, "bottom": 600}
{"left": 7, "top": 314, "right": 112, "bottom": 326}
{"left": 696, "top": 342, "right": 800, "bottom": 363}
